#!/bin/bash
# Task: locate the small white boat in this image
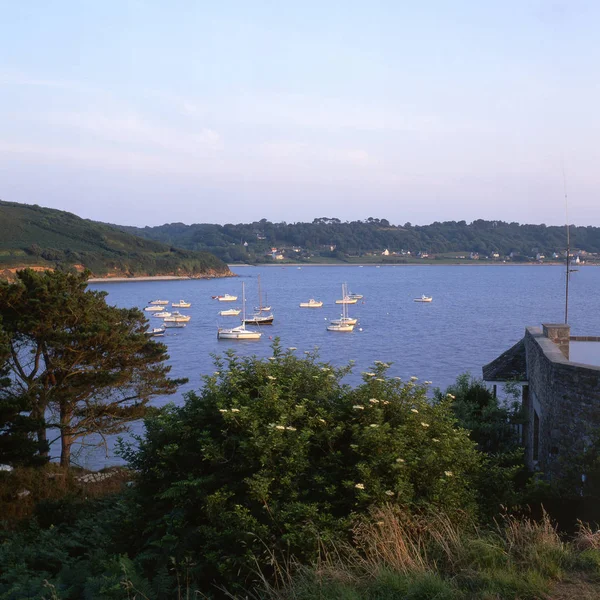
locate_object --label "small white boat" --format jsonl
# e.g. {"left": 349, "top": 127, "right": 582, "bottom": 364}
{"left": 330, "top": 316, "right": 358, "bottom": 326}
{"left": 172, "top": 300, "right": 191, "bottom": 308}
{"left": 299, "top": 299, "right": 323, "bottom": 308}
{"left": 217, "top": 325, "right": 262, "bottom": 340}
{"left": 327, "top": 323, "right": 355, "bottom": 332}
{"left": 164, "top": 321, "right": 186, "bottom": 328}
{"left": 348, "top": 292, "right": 363, "bottom": 300}
{"left": 216, "top": 294, "right": 238, "bottom": 302}
{"left": 149, "top": 300, "right": 169, "bottom": 305}
{"left": 153, "top": 311, "right": 171, "bottom": 318}
{"left": 163, "top": 311, "right": 191, "bottom": 323}
{"left": 218, "top": 282, "right": 262, "bottom": 340}
{"left": 414, "top": 295, "right": 433, "bottom": 303}
{"left": 145, "top": 327, "right": 166, "bottom": 337}
{"left": 144, "top": 306, "right": 165, "bottom": 312}
{"left": 220, "top": 308, "right": 241, "bottom": 316}
{"left": 335, "top": 294, "right": 358, "bottom": 305}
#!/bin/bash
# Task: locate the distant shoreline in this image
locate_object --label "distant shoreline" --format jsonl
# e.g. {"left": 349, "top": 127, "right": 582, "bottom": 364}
{"left": 229, "top": 262, "right": 581, "bottom": 268}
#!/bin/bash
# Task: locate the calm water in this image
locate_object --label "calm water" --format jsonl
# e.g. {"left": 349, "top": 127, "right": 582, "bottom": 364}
{"left": 77, "top": 265, "right": 600, "bottom": 469}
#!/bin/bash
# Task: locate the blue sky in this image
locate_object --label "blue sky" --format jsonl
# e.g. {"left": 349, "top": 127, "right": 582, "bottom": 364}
{"left": 1, "top": 0, "right": 598, "bottom": 226}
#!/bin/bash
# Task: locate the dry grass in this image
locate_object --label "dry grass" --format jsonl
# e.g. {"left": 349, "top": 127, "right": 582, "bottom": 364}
{"left": 0, "top": 464, "right": 133, "bottom": 527}
{"left": 573, "top": 521, "right": 600, "bottom": 552}
{"left": 501, "top": 509, "right": 562, "bottom": 556}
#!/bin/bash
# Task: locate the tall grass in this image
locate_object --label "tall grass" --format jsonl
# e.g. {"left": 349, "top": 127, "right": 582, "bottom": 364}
{"left": 257, "top": 506, "right": 599, "bottom": 600}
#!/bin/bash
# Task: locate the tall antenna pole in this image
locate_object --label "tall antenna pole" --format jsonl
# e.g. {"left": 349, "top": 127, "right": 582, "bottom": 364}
{"left": 562, "top": 164, "right": 570, "bottom": 324}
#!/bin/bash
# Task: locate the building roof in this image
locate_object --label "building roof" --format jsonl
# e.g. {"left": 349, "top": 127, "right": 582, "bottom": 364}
{"left": 482, "top": 338, "right": 527, "bottom": 382}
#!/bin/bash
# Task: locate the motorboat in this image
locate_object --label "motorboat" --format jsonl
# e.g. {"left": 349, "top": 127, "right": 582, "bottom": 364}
{"left": 299, "top": 299, "right": 323, "bottom": 308}
{"left": 218, "top": 282, "right": 262, "bottom": 340}
{"left": 220, "top": 308, "right": 241, "bottom": 316}
{"left": 145, "top": 327, "right": 166, "bottom": 337}
{"left": 347, "top": 292, "right": 363, "bottom": 300}
{"left": 172, "top": 300, "right": 191, "bottom": 308}
{"left": 144, "top": 305, "right": 165, "bottom": 312}
{"left": 164, "top": 321, "right": 186, "bottom": 328}
{"left": 163, "top": 311, "right": 191, "bottom": 323}
{"left": 152, "top": 311, "right": 171, "bottom": 318}
{"left": 414, "top": 295, "right": 433, "bottom": 303}
{"left": 216, "top": 294, "right": 238, "bottom": 302}
{"left": 149, "top": 300, "right": 169, "bottom": 305}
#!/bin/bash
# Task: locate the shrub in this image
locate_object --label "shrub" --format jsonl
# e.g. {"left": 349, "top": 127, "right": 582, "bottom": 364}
{"left": 122, "top": 343, "right": 481, "bottom": 592}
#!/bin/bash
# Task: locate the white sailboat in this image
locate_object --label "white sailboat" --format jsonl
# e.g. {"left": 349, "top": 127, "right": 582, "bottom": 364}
{"left": 328, "top": 284, "right": 355, "bottom": 332}
{"left": 218, "top": 282, "right": 262, "bottom": 340}
{"left": 244, "top": 275, "right": 273, "bottom": 325}
{"left": 335, "top": 283, "right": 359, "bottom": 304}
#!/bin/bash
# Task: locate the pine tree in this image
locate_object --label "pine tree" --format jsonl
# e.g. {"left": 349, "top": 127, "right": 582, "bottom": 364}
{"left": 0, "top": 269, "right": 186, "bottom": 466}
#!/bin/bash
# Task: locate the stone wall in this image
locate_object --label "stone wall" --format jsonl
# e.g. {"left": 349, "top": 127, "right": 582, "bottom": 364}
{"left": 524, "top": 326, "right": 600, "bottom": 477}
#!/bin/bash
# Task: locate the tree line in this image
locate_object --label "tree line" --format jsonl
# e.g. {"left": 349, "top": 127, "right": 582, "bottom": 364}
{"left": 123, "top": 218, "right": 598, "bottom": 263}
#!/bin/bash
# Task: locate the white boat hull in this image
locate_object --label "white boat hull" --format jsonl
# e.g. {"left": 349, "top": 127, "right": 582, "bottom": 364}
{"left": 330, "top": 318, "right": 357, "bottom": 326}
{"left": 149, "top": 300, "right": 169, "bottom": 305}
{"left": 217, "top": 327, "right": 261, "bottom": 340}
{"left": 300, "top": 299, "right": 323, "bottom": 308}
{"left": 327, "top": 324, "right": 354, "bottom": 332}
{"left": 335, "top": 298, "right": 358, "bottom": 304}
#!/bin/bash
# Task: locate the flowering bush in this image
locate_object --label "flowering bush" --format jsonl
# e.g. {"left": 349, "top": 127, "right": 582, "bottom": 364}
{"left": 122, "top": 342, "right": 481, "bottom": 591}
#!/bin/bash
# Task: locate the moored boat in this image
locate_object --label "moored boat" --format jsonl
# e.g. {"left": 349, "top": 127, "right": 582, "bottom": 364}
{"left": 216, "top": 294, "right": 238, "bottom": 302}
{"left": 149, "top": 300, "right": 169, "bottom": 305}
{"left": 220, "top": 308, "right": 241, "bottom": 316}
{"left": 414, "top": 295, "right": 433, "bottom": 303}
{"left": 144, "top": 306, "right": 165, "bottom": 312}
{"left": 299, "top": 299, "right": 323, "bottom": 308}
{"left": 145, "top": 326, "right": 166, "bottom": 337}
{"left": 163, "top": 311, "right": 191, "bottom": 323}
{"left": 218, "top": 282, "right": 262, "bottom": 340}
{"left": 153, "top": 311, "right": 171, "bottom": 318}
{"left": 172, "top": 300, "right": 191, "bottom": 308}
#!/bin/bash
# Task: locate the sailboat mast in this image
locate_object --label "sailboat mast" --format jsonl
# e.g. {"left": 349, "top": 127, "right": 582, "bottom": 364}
{"left": 242, "top": 281, "right": 246, "bottom": 327}
{"left": 563, "top": 165, "right": 570, "bottom": 324}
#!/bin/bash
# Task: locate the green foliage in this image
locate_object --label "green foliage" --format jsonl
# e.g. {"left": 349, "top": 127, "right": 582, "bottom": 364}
{"left": 435, "top": 375, "right": 529, "bottom": 519}
{"left": 122, "top": 217, "right": 600, "bottom": 263}
{"left": 0, "top": 269, "right": 186, "bottom": 466}
{"left": 0, "top": 330, "right": 47, "bottom": 466}
{"left": 121, "top": 344, "right": 481, "bottom": 592}
{"left": 0, "top": 200, "right": 229, "bottom": 277}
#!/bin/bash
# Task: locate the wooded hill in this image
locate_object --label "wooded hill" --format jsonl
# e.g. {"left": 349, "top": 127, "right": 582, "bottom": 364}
{"left": 0, "top": 200, "right": 230, "bottom": 278}
{"left": 123, "top": 217, "right": 600, "bottom": 264}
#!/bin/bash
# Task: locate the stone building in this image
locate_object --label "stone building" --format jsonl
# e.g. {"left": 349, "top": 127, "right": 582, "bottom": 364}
{"left": 483, "top": 324, "right": 600, "bottom": 478}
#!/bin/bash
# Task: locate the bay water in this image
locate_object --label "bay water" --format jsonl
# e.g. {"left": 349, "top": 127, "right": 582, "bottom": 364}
{"left": 78, "top": 264, "right": 599, "bottom": 469}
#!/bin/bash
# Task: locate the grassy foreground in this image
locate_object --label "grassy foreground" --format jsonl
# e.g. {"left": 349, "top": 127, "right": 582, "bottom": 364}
{"left": 254, "top": 506, "right": 600, "bottom": 600}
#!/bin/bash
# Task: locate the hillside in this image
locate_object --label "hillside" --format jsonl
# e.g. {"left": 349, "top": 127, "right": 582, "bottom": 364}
{"left": 122, "top": 217, "right": 600, "bottom": 264}
{"left": 0, "top": 200, "right": 231, "bottom": 279}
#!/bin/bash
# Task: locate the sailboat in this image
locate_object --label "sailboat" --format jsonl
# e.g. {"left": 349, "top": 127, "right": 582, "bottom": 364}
{"left": 217, "top": 283, "right": 262, "bottom": 340}
{"left": 244, "top": 275, "right": 274, "bottom": 325}
{"left": 330, "top": 284, "right": 358, "bottom": 327}
{"left": 335, "top": 282, "right": 359, "bottom": 304}
{"left": 328, "top": 284, "right": 355, "bottom": 332}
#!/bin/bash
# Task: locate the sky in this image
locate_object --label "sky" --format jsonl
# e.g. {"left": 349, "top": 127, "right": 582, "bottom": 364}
{"left": 1, "top": 0, "right": 599, "bottom": 227}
